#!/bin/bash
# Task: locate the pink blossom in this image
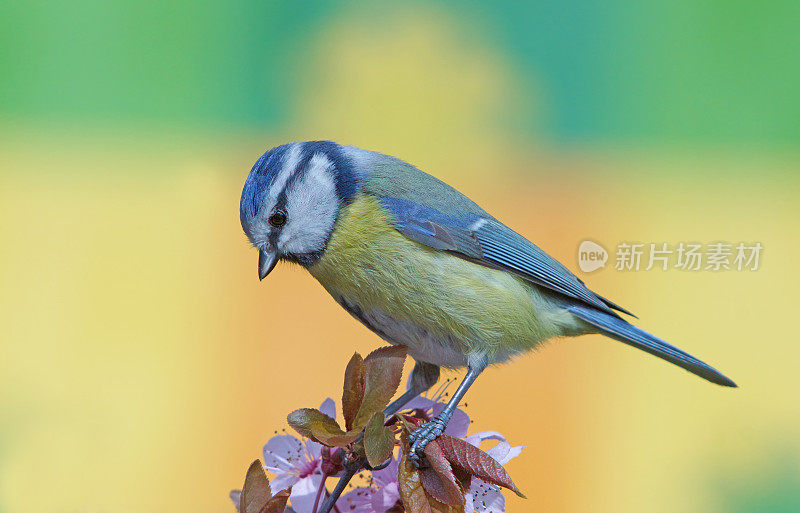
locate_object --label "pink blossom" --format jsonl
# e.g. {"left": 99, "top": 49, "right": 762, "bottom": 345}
{"left": 402, "top": 396, "right": 471, "bottom": 438}
{"left": 258, "top": 398, "right": 339, "bottom": 513}
{"left": 462, "top": 431, "right": 524, "bottom": 513}
{"left": 355, "top": 393, "right": 523, "bottom": 513}
{"left": 232, "top": 392, "right": 523, "bottom": 513}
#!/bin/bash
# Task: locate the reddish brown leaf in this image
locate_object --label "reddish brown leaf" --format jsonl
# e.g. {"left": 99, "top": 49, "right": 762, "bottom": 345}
{"left": 342, "top": 352, "right": 366, "bottom": 431}
{"left": 364, "top": 412, "right": 395, "bottom": 467}
{"left": 436, "top": 434, "right": 525, "bottom": 498}
{"left": 239, "top": 460, "right": 271, "bottom": 513}
{"left": 287, "top": 408, "right": 359, "bottom": 447}
{"left": 399, "top": 433, "right": 464, "bottom": 513}
{"left": 451, "top": 466, "right": 472, "bottom": 494}
{"left": 261, "top": 488, "right": 291, "bottom": 513}
{"left": 398, "top": 435, "right": 434, "bottom": 513}
{"left": 433, "top": 498, "right": 464, "bottom": 513}
{"left": 354, "top": 346, "right": 407, "bottom": 428}
{"left": 419, "top": 440, "right": 464, "bottom": 506}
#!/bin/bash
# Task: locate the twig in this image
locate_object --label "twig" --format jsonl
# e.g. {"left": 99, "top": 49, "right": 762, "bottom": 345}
{"left": 317, "top": 460, "right": 361, "bottom": 513}
{"left": 311, "top": 472, "right": 329, "bottom": 513}
{"left": 317, "top": 402, "right": 414, "bottom": 511}
{"left": 323, "top": 488, "right": 342, "bottom": 513}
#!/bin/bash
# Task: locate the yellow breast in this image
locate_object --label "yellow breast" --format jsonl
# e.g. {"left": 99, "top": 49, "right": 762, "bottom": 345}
{"left": 307, "top": 194, "right": 565, "bottom": 365}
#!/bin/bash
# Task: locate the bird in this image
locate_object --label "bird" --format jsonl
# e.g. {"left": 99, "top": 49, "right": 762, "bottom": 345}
{"left": 239, "top": 140, "right": 736, "bottom": 465}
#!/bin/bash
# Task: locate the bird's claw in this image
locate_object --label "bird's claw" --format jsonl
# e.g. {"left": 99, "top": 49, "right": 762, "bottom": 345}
{"left": 408, "top": 413, "right": 450, "bottom": 468}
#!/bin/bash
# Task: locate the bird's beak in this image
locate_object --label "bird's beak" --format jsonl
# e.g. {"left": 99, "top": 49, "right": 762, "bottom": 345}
{"left": 258, "top": 248, "right": 278, "bottom": 281}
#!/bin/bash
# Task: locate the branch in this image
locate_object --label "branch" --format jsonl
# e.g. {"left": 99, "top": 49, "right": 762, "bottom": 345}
{"left": 317, "top": 459, "right": 361, "bottom": 513}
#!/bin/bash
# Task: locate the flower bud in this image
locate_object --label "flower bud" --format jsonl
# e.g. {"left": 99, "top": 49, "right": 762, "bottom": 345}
{"left": 321, "top": 447, "right": 344, "bottom": 475}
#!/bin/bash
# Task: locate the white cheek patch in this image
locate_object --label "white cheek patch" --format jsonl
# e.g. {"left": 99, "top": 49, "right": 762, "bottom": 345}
{"left": 279, "top": 153, "right": 339, "bottom": 255}
{"left": 264, "top": 142, "right": 302, "bottom": 212}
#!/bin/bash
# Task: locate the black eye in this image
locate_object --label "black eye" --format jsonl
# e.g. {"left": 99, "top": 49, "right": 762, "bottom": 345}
{"left": 268, "top": 210, "right": 287, "bottom": 227}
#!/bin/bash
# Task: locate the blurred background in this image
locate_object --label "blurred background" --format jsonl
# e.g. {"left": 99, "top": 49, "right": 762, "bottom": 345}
{"left": 2, "top": 1, "right": 799, "bottom": 512}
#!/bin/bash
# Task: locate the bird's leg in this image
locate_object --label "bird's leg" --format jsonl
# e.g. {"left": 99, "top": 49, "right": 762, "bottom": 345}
{"left": 408, "top": 354, "right": 488, "bottom": 467}
{"left": 316, "top": 361, "right": 440, "bottom": 513}
{"left": 384, "top": 361, "right": 440, "bottom": 416}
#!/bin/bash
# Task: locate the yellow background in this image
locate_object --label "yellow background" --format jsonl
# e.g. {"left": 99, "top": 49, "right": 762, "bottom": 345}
{"left": 2, "top": 3, "right": 799, "bottom": 512}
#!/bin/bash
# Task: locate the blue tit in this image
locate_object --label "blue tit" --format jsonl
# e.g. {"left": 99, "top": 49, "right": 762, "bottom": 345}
{"left": 239, "top": 140, "right": 736, "bottom": 464}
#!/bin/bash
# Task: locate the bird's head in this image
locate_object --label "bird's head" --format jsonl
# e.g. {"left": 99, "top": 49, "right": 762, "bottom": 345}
{"left": 239, "top": 141, "right": 359, "bottom": 280}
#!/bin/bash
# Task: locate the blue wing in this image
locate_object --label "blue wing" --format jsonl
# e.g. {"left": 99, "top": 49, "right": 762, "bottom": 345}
{"left": 379, "top": 196, "right": 633, "bottom": 317}
{"left": 567, "top": 304, "right": 736, "bottom": 386}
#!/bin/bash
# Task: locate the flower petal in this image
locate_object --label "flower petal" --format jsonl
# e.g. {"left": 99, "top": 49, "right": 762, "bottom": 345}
{"left": 371, "top": 481, "right": 400, "bottom": 512}
{"left": 499, "top": 445, "right": 524, "bottom": 465}
{"left": 430, "top": 403, "right": 470, "bottom": 438}
{"left": 270, "top": 473, "right": 299, "bottom": 495}
{"left": 229, "top": 490, "right": 241, "bottom": 511}
{"left": 340, "top": 487, "right": 376, "bottom": 512}
{"left": 484, "top": 442, "right": 511, "bottom": 464}
{"left": 289, "top": 474, "right": 323, "bottom": 513}
{"left": 464, "top": 431, "right": 506, "bottom": 447}
{"left": 403, "top": 396, "right": 437, "bottom": 412}
{"left": 445, "top": 408, "right": 471, "bottom": 438}
{"left": 319, "top": 398, "right": 336, "bottom": 420}
{"left": 464, "top": 492, "right": 475, "bottom": 513}
{"left": 263, "top": 434, "right": 304, "bottom": 472}
{"left": 468, "top": 479, "right": 505, "bottom": 513}
{"left": 477, "top": 440, "right": 525, "bottom": 465}
{"left": 371, "top": 455, "right": 400, "bottom": 487}
{"left": 304, "top": 439, "right": 324, "bottom": 460}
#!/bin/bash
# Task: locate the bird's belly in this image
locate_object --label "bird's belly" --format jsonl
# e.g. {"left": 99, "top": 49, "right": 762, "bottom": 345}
{"left": 307, "top": 194, "right": 568, "bottom": 365}
{"left": 335, "top": 297, "right": 470, "bottom": 368}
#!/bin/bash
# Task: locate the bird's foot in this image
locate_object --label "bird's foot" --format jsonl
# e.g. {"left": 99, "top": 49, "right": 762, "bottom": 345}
{"left": 408, "top": 411, "right": 452, "bottom": 467}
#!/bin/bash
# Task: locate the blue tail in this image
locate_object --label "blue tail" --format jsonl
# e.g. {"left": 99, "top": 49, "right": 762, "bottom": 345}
{"left": 568, "top": 304, "right": 736, "bottom": 387}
